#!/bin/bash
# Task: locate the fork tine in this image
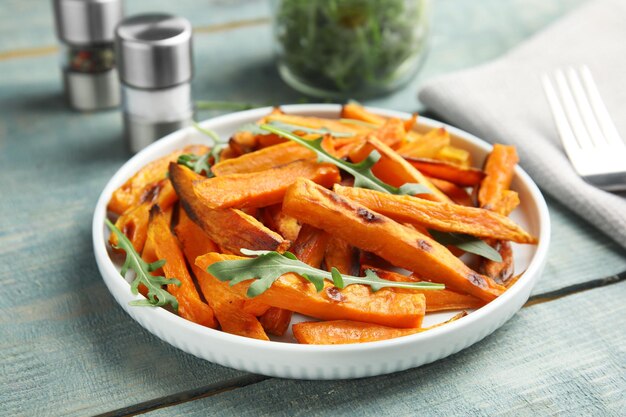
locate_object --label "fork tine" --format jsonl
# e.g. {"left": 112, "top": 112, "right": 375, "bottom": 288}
{"left": 565, "top": 67, "right": 607, "bottom": 147}
{"left": 541, "top": 73, "right": 584, "bottom": 159}
{"left": 579, "top": 66, "right": 626, "bottom": 149}
{"left": 553, "top": 69, "right": 594, "bottom": 149}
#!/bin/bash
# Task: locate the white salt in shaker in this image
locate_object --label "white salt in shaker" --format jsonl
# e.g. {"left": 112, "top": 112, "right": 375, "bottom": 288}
{"left": 115, "top": 14, "right": 194, "bottom": 153}
{"left": 52, "top": 0, "right": 123, "bottom": 111}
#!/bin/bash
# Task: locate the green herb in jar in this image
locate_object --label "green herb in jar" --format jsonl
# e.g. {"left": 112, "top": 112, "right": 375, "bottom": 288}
{"left": 273, "top": 0, "right": 430, "bottom": 98}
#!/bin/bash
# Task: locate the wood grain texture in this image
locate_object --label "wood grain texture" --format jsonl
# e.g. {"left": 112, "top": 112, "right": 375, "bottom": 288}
{"left": 0, "top": 0, "right": 270, "bottom": 52}
{"left": 145, "top": 282, "right": 626, "bottom": 417}
{"left": 0, "top": 0, "right": 624, "bottom": 415}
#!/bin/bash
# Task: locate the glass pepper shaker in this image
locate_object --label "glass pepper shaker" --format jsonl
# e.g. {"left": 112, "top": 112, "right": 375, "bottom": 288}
{"left": 115, "top": 14, "right": 194, "bottom": 153}
{"left": 52, "top": 0, "right": 123, "bottom": 111}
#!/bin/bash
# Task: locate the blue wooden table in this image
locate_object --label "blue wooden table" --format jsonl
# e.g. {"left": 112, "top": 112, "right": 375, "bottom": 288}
{"left": 1, "top": 0, "right": 625, "bottom": 415}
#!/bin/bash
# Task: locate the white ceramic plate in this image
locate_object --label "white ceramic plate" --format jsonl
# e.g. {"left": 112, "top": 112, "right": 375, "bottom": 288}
{"left": 92, "top": 104, "right": 550, "bottom": 380}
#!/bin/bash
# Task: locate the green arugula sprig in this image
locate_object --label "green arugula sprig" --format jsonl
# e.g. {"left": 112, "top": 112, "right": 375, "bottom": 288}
{"left": 177, "top": 122, "right": 228, "bottom": 178}
{"left": 207, "top": 249, "right": 445, "bottom": 298}
{"left": 105, "top": 219, "right": 180, "bottom": 310}
{"left": 177, "top": 153, "right": 211, "bottom": 176}
{"left": 429, "top": 230, "right": 503, "bottom": 262}
{"left": 260, "top": 123, "right": 431, "bottom": 196}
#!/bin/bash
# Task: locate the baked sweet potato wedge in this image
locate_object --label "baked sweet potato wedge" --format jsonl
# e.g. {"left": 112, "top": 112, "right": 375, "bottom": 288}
{"left": 293, "top": 312, "right": 467, "bottom": 344}
{"left": 478, "top": 144, "right": 519, "bottom": 213}
{"left": 257, "top": 224, "right": 331, "bottom": 337}
{"left": 169, "top": 162, "right": 286, "bottom": 255}
{"left": 333, "top": 185, "right": 537, "bottom": 244}
{"left": 174, "top": 209, "right": 269, "bottom": 340}
{"left": 405, "top": 157, "right": 485, "bottom": 187}
{"left": 396, "top": 127, "right": 449, "bottom": 159}
{"left": 211, "top": 141, "right": 315, "bottom": 176}
{"left": 259, "top": 307, "right": 292, "bottom": 337}
{"left": 193, "top": 159, "right": 341, "bottom": 209}
{"left": 109, "top": 178, "right": 178, "bottom": 253}
{"left": 266, "top": 113, "right": 370, "bottom": 136}
{"left": 324, "top": 236, "right": 359, "bottom": 276}
{"left": 367, "top": 267, "right": 485, "bottom": 312}
{"left": 283, "top": 179, "right": 505, "bottom": 301}
{"left": 427, "top": 177, "right": 474, "bottom": 207}
{"left": 143, "top": 206, "right": 217, "bottom": 328}
{"left": 260, "top": 204, "right": 301, "bottom": 241}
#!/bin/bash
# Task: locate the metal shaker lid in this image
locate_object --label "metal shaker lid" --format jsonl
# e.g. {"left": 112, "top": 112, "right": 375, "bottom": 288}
{"left": 53, "top": 0, "right": 123, "bottom": 45}
{"left": 115, "top": 14, "right": 193, "bottom": 89}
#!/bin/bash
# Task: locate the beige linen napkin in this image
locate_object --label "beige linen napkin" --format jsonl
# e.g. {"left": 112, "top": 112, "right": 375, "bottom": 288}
{"left": 419, "top": 0, "right": 626, "bottom": 250}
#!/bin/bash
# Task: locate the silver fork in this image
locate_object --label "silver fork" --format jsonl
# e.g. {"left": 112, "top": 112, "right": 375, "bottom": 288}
{"left": 541, "top": 66, "right": 626, "bottom": 191}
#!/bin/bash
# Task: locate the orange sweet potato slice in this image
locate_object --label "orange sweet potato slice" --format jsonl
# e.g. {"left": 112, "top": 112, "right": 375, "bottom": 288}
{"left": 169, "top": 162, "right": 287, "bottom": 255}
{"left": 478, "top": 144, "right": 520, "bottom": 283}
{"left": 292, "top": 312, "right": 467, "bottom": 345}
{"left": 258, "top": 224, "right": 330, "bottom": 336}
{"left": 258, "top": 307, "right": 292, "bottom": 337}
{"left": 368, "top": 267, "right": 485, "bottom": 312}
{"left": 324, "top": 236, "right": 359, "bottom": 276}
{"left": 143, "top": 206, "right": 217, "bottom": 328}
{"left": 340, "top": 102, "right": 387, "bottom": 125}
{"left": 478, "top": 144, "right": 519, "bottom": 213}
{"left": 405, "top": 157, "right": 485, "bottom": 187}
{"left": 333, "top": 185, "right": 537, "bottom": 244}
{"left": 260, "top": 204, "right": 302, "bottom": 242}
{"left": 428, "top": 177, "right": 474, "bottom": 207}
{"left": 174, "top": 209, "right": 269, "bottom": 340}
{"left": 192, "top": 159, "right": 341, "bottom": 209}
{"left": 290, "top": 224, "right": 331, "bottom": 268}
{"left": 195, "top": 253, "right": 426, "bottom": 328}
{"left": 435, "top": 145, "right": 471, "bottom": 167}
{"left": 109, "top": 178, "right": 178, "bottom": 253}
{"left": 266, "top": 113, "right": 370, "bottom": 136}
{"left": 396, "top": 127, "right": 450, "bottom": 159}
{"left": 211, "top": 141, "right": 315, "bottom": 176}
{"left": 282, "top": 179, "right": 504, "bottom": 301}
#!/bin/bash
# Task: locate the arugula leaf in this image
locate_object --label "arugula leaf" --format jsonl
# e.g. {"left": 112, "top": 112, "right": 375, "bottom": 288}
{"left": 259, "top": 124, "right": 432, "bottom": 196}
{"left": 177, "top": 122, "right": 228, "bottom": 178}
{"left": 177, "top": 153, "right": 211, "bottom": 176}
{"left": 428, "top": 229, "right": 503, "bottom": 262}
{"left": 206, "top": 249, "right": 444, "bottom": 298}
{"left": 105, "top": 219, "right": 181, "bottom": 310}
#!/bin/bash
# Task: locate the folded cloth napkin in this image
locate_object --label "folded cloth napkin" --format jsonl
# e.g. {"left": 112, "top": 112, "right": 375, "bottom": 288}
{"left": 419, "top": 0, "right": 626, "bottom": 250}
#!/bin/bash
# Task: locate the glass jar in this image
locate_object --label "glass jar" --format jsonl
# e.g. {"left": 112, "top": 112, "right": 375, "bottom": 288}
{"left": 271, "top": 0, "right": 431, "bottom": 99}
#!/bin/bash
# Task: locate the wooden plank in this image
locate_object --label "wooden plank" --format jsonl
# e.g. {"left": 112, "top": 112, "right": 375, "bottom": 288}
{"left": 144, "top": 281, "right": 626, "bottom": 417}
{"left": 0, "top": 0, "right": 269, "bottom": 52}
{"left": 532, "top": 195, "right": 626, "bottom": 294}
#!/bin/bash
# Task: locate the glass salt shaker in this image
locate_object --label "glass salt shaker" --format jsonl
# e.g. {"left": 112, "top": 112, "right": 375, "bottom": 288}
{"left": 115, "top": 14, "right": 194, "bottom": 153}
{"left": 52, "top": 0, "right": 123, "bottom": 111}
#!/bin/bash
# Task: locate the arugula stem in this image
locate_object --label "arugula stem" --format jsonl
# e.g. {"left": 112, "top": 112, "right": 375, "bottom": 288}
{"left": 105, "top": 219, "right": 180, "bottom": 310}
{"left": 195, "top": 101, "right": 259, "bottom": 111}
